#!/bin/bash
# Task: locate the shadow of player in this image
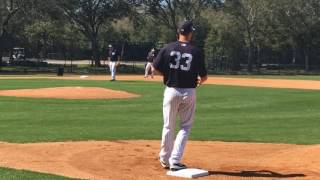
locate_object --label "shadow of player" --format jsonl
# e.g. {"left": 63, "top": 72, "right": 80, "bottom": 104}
{"left": 209, "top": 170, "right": 305, "bottom": 178}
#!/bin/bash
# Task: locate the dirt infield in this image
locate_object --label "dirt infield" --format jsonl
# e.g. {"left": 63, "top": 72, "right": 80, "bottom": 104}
{"left": 0, "top": 87, "right": 139, "bottom": 99}
{"left": 0, "top": 140, "right": 318, "bottom": 180}
{"left": 117, "top": 75, "right": 320, "bottom": 90}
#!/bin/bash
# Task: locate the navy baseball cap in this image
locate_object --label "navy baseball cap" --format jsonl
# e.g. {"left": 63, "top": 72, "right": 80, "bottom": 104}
{"left": 177, "top": 20, "right": 195, "bottom": 35}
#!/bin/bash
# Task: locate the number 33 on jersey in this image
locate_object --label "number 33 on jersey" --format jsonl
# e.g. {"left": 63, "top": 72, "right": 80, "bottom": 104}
{"left": 153, "top": 41, "right": 207, "bottom": 88}
{"left": 169, "top": 51, "right": 193, "bottom": 71}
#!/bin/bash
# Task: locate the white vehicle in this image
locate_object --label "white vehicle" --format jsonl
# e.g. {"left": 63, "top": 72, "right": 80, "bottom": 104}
{"left": 12, "top": 47, "right": 25, "bottom": 61}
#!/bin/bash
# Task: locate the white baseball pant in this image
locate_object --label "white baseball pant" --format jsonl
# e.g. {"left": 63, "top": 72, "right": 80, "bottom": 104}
{"left": 109, "top": 61, "right": 117, "bottom": 80}
{"left": 159, "top": 87, "right": 196, "bottom": 165}
{"left": 145, "top": 62, "right": 154, "bottom": 77}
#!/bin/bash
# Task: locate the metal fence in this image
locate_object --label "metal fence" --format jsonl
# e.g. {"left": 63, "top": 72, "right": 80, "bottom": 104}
{"left": 2, "top": 38, "right": 320, "bottom": 75}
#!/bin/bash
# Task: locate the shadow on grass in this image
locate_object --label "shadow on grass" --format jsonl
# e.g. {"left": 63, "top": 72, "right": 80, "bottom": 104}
{"left": 209, "top": 170, "right": 305, "bottom": 178}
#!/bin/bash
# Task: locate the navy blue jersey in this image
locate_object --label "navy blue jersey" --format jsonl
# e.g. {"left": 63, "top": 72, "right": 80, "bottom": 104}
{"left": 147, "top": 51, "right": 156, "bottom": 63}
{"left": 153, "top": 41, "right": 207, "bottom": 88}
{"left": 109, "top": 48, "right": 118, "bottom": 62}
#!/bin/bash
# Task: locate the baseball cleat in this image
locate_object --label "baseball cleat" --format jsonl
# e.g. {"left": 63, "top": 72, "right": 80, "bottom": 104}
{"left": 159, "top": 159, "right": 169, "bottom": 169}
{"left": 170, "top": 163, "right": 187, "bottom": 171}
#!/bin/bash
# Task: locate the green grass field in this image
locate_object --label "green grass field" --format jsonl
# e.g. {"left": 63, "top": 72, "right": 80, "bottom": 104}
{"left": 0, "top": 167, "right": 79, "bottom": 180}
{"left": 0, "top": 78, "right": 320, "bottom": 178}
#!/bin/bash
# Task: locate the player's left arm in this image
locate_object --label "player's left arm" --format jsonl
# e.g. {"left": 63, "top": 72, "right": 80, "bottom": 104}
{"left": 116, "top": 52, "right": 121, "bottom": 66}
{"left": 197, "top": 49, "right": 208, "bottom": 86}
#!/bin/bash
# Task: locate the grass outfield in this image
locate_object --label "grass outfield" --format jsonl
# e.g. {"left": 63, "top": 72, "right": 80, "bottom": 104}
{"left": 0, "top": 167, "right": 79, "bottom": 180}
{"left": 0, "top": 79, "right": 319, "bottom": 144}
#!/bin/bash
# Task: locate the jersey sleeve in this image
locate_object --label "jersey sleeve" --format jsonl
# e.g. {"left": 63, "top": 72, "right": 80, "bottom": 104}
{"left": 147, "top": 52, "right": 152, "bottom": 61}
{"left": 108, "top": 49, "right": 113, "bottom": 57}
{"left": 198, "top": 50, "right": 208, "bottom": 77}
{"left": 153, "top": 48, "right": 165, "bottom": 73}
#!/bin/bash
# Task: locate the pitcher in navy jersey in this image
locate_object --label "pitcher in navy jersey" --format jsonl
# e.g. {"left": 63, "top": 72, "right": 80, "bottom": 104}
{"left": 153, "top": 20, "right": 208, "bottom": 171}
{"left": 108, "top": 44, "right": 119, "bottom": 81}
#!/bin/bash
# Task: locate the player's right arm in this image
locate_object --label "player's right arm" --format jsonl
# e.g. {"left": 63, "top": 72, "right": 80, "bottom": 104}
{"left": 147, "top": 52, "right": 152, "bottom": 62}
{"left": 153, "top": 48, "right": 166, "bottom": 76}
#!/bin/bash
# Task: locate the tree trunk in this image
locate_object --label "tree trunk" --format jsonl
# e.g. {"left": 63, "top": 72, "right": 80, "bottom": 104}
{"left": 0, "top": 33, "right": 4, "bottom": 66}
{"left": 247, "top": 29, "right": 254, "bottom": 72}
{"left": 292, "top": 47, "right": 296, "bottom": 64}
{"left": 91, "top": 38, "right": 101, "bottom": 67}
{"left": 256, "top": 45, "right": 261, "bottom": 72}
{"left": 121, "top": 42, "right": 125, "bottom": 61}
{"left": 43, "top": 37, "right": 48, "bottom": 59}
{"left": 304, "top": 49, "right": 309, "bottom": 71}
{"left": 247, "top": 44, "right": 254, "bottom": 72}
{"left": 0, "top": 49, "right": 3, "bottom": 66}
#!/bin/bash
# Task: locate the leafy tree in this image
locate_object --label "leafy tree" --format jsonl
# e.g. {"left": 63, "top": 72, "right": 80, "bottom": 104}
{"left": 24, "top": 20, "right": 66, "bottom": 59}
{"left": 55, "top": 0, "right": 131, "bottom": 66}
{"left": 0, "top": 0, "right": 319, "bottom": 73}
{"left": 204, "top": 9, "right": 244, "bottom": 71}
{"left": 271, "top": 0, "right": 320, "bottom": 71}
{"left": 143, "top": 0, "right": 223, "bottom": 41}
{"left": 224, "top": 0, "right": 267, "bottom": 72}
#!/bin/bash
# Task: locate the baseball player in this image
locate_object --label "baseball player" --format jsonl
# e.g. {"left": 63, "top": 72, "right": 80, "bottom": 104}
{"left": 145, "top": 48, "right": 156, "bottom": 78}
{"left": 108, "top": 44, "right": 119, "bottom": 81}
{"left": 153, "top": 20, "right": 208, "bottom": 171}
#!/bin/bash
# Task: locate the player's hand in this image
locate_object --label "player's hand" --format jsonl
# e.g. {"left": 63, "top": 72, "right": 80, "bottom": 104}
{"left": 197, "top": 78, "right": 201, "bottom": 86}
{"left": 197, "top": 76, "right": 208, "bottom": 86}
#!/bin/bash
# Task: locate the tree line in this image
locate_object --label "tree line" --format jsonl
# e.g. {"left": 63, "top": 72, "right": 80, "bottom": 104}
{"left": 0, "top": 0, "right": 319, "bottom": 72}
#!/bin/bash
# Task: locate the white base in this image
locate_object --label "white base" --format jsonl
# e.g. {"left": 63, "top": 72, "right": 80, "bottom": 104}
{"left": 167, "top": 168, "right": 209, "bottom": 178}
{"left": 80, "top": 75, "right": 89, "bottom": 78}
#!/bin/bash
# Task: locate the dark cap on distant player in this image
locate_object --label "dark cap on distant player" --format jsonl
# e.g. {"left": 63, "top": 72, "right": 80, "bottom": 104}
{"left": 177, "top": 20, "right": 195, "bottom": 35}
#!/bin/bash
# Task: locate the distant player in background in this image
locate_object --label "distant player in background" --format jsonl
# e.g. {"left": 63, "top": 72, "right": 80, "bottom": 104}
{"left": 108, "top": 44, "right": 119, "bottom": 81}
{"left": 145, "top": 48, "right": 156, "bottom": 78}
{"left": 153, "top": 20, "right": 208, "bottom": 171}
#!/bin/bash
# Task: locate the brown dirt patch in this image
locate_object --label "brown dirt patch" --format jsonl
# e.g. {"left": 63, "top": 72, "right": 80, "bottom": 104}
{"left": 0, "top": 140, "right": 318, "bottom": 180}
{"left": 0, "top": 87, "right": 139, "bottom": 100}
{"left": 204, "top": 77, "right": 320, "bottom": 90}
{"left": 117, "top": 75, "right": 320, "bottom": 90}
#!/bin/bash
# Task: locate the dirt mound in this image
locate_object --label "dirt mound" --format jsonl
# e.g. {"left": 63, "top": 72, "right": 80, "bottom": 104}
{"left": 0, "top": 87, "right": 139, "bottom": 99}
{"left": 0, "top": 141, "right": 318, "bottom": 180}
